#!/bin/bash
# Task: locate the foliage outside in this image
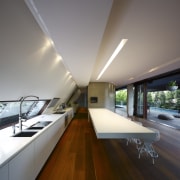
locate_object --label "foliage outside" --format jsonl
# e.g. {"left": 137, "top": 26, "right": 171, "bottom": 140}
{"left": 167, "top": 80, "right": 178, "bottom": 87}
{"left": 116, "top": 89, "right": 180, "bottom": 111}
{"left": 115, "top": 89, "right": 127, "bottom": 106}
{"left": 147, "top": 89, "right": 180, "bottom": 110}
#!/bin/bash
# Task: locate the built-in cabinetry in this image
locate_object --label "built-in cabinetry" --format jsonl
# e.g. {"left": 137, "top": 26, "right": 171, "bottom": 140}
{"left": 0, "top": 108, "right": 73, "bottom": 180}
{"left": 0, "top": 163, "right": 8, "bottom": 180}
{"left": 33, "top": 115, "right": 65, "bottom": 178}
{"left": 65, "top": 109, "right": 74, "bottom": 128}
{"left": 34, "top": 128, "right": 49, "bottom": 177}
{"left": 9, "top": 142, "right": 35, "bottom": 180}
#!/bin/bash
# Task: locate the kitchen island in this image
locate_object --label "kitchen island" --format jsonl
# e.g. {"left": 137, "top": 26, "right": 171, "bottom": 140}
{"left": 88, "top": 108, "right": 156, "bottom": 139}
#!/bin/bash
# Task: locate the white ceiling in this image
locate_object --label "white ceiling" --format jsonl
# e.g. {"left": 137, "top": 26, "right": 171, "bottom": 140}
{"left": 25, "top": 0, "right": 180, "bottom": 88}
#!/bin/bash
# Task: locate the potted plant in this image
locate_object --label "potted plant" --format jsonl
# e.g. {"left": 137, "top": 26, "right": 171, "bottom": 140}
{"left": 167, "top": 80, "right": 178, "bottom": 91}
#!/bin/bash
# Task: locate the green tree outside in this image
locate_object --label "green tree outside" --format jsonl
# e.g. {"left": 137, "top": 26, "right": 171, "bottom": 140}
{"left": 116, "top": 89, "right": 127, "bottom": 106}
{"left": 147, "top": 89, "right": 180, "bottom": 110}
{"left": 116, "top": 89, "right": 179, "bottom": 112}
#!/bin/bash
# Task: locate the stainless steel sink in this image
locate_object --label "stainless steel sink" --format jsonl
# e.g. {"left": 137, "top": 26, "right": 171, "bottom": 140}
{"left": 12, "top": 121, "right": 52, "bottom": 137}
{"left": 12, "top": 131, "right": 38, "bottom": 137}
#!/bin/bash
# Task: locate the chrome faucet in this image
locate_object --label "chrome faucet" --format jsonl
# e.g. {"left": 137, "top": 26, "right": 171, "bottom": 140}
{"left": 19, "top": 95, "right": 39, "bottom": 131}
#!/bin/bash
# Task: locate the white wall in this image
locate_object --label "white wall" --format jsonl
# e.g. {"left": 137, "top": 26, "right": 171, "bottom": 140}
{"left": 0, "top": 0, "right": 76, "bottom": 101}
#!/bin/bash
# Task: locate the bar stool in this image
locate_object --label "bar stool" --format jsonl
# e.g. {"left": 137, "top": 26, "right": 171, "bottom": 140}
{"left": 138, "top": 127, "right": 160, "bottom": 164}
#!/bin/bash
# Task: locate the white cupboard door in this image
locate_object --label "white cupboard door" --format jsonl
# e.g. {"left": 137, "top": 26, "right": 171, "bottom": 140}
{"left": 0, "top": 163, "right": 8, "bottom": 180}
{"left": 9, "top": 142, "right": 35, "bottom": 180}
{"left": 34, "top": 130, "right": 49, "bottom": 176}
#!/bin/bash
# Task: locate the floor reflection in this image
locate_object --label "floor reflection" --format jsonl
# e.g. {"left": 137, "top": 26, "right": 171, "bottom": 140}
{"left": 115, "top": 107, "right": 180, "bottom": 130}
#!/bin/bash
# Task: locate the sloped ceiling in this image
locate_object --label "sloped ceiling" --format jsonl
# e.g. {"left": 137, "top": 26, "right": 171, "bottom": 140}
{"left": 25, "top": 0, "right": 180, "bottom": 88}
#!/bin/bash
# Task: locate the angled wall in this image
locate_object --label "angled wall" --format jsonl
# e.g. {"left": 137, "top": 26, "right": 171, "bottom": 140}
{"left": 0, "top": 0, "right": 76, "bottom": 101}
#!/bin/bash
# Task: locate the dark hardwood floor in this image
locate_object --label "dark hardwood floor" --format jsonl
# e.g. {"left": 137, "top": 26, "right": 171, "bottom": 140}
{"left": 36, "top": 108, "right": 180, "bottom": 180}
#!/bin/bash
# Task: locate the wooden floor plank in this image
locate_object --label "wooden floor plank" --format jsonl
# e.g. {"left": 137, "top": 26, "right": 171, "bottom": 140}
{"left": 36, "top": 108, "right": 180, "bottom": 180}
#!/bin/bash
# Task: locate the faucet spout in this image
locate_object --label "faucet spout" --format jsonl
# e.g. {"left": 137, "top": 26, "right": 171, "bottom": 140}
{"left": 19, "top": 95, "right": 39, "bottom": 131}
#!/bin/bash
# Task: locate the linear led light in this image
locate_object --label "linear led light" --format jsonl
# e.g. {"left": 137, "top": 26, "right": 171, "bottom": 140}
{"left": 96, "top": 39, "right": 128, "bottom": 80}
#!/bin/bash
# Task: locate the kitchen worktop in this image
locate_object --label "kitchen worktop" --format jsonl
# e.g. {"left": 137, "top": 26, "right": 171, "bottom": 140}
{"left": 0, "top": 112, "right": 67, "bottom": 168}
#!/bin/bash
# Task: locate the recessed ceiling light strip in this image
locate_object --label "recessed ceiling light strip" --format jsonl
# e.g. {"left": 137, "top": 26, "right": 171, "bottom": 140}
{"left": 96, "top": 39, "right": 128, "bottom": 80}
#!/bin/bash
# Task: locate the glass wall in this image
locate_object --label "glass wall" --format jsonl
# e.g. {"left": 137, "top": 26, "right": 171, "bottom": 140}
{"left": 115, "top": 89, "right": 127, "bottom": 116}
{"left": 115, "top": 89, "right": 127, "bottom": 107}
{"left": 133, "top": 71, "right": 180, "bottom": 129}
{"left": 146, "top": 75, "right": 180, "bottom": 129}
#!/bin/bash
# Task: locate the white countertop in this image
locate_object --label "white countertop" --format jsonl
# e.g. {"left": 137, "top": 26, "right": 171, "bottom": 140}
{"left": 0, "top": 113, "right": 64, "bottom": 167}
{"left": 88, "top": 108, "right": 156, "bottom": 139}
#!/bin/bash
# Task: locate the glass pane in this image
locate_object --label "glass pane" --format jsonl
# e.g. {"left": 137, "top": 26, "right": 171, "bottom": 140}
{"left": 137, "top": 84, "right": 144, "bottom": 116}
{"left": 0, "top": 100, "right": 48, "bottom": 129}
{"left": 115, "top": 89, "right": 127, "bottom": 116}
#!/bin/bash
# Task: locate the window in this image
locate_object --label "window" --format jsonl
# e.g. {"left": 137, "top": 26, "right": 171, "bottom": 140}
{"left": 115, "top": 89, "right": 127, "bottom": 107}
{"left": 115, "top": 89, "right": 127, "bottom": 116}
{"left": 0, "top": 100, "right": 50, "bottom": 130}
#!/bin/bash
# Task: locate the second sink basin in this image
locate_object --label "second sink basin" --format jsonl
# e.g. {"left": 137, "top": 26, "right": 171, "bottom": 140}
{"left": 27, "top": 126, "right": 44, "bottom": 130}
{"left": 27, "top": 121, "right": 52, "bottom": 130}
{"left": 12, "top": 121, "right": 52, "bottom": 137}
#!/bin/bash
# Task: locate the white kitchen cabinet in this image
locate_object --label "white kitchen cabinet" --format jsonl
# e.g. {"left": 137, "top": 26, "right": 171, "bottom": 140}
{"left": 34, "top": 129, "right": 49, "bottom": 177}
{"left": 47, "top": 116, "right": 65, "bottom": 154}
{"left": 9, "top": 142, "right": 35, "bottom": 180}
{"left": 67, "top": 108, "right": 73, "bottom": 124}
{"left": 68, "top": 109, "right": 73, "bottom": 120}
{"left": 34, "top": 116, "right": 65, "bottom": 176}
{"left": 0, "top": 163, "right": 8, "bottom": 180}
{"left": 1, "top": 109, "right": 74, "bottom": 180}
